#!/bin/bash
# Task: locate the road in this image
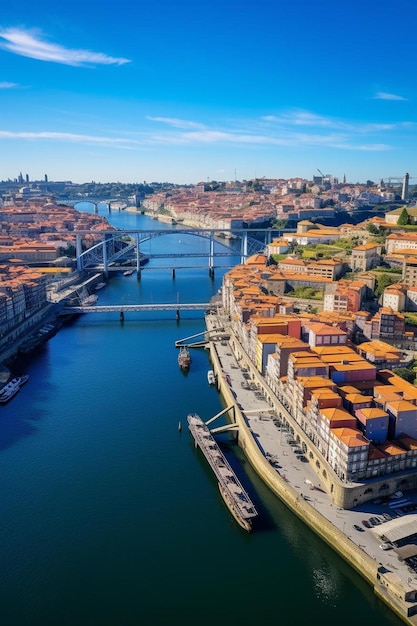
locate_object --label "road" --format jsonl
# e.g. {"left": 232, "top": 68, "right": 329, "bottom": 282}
{"left": 206, "top": 310, "right": 417, "bottom": 593}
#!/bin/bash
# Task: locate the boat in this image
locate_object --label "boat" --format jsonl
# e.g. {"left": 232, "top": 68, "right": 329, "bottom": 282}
{"left": 187, "top": 413, "right": 258, "bottom": 531}
{"left": 83, "top": 294, "right": 98, "bottom": 305}
{"left": 218, "top": 482, "right": 252, "bottom": 532}
{"left": 95, "top": 282, "right": 106, "bottom": 291}
{"left": 178, "top": 346, "right": 191, "bottom": 370}
{"left": 0, "top": 383, "right": 20, "bottom": 404}
{"left": 207, "top": 369, "right": 216, "bottom": 385}
{"left": 0, "top": 375, "right": 28, "bottom": 404}
{"left": 123, "top": 269, "right": 134, "bottom": 276}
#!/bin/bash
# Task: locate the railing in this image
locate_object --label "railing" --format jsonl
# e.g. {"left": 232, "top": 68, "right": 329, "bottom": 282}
{"left": 60, "top": 303, "right": 211, "bottom": 314}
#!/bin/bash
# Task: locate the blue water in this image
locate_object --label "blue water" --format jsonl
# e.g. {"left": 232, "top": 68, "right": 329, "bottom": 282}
{"left": 0, "top": 206, "right": 401, "bottom": 625}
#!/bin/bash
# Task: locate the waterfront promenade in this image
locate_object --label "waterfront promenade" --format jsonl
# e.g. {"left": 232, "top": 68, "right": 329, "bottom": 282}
{"left": 205, "top": 309, "right": 417, "bottom": 624}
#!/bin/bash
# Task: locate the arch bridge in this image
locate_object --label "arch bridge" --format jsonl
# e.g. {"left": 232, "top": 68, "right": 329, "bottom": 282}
{"left": 75, "top": 227, "right": 280, "bottom": 277}
{"left": 66, "top": 199, "right": 131, "bottom": 213}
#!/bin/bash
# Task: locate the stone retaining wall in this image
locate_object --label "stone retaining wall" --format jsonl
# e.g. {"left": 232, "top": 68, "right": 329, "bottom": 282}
{"left": 208, "top": 339, "right": 417, "bottom": 624}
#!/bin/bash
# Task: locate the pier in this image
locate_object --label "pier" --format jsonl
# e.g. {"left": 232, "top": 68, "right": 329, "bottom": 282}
{"left": 187, "top": 413, "right": 258, "bottom": 531}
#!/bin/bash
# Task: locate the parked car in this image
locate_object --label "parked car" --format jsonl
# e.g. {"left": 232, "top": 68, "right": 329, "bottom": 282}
{"left": 362, "top": 519, "right": 371, "bottom": 528}
{"left": 353, "top": 524, "right": 364, "bottom": 532}
{"left": 379, "top": 543, "right": 393, "bottom": 551}
{"left": 369, "top": 516, "right": 382, "bottom": 526}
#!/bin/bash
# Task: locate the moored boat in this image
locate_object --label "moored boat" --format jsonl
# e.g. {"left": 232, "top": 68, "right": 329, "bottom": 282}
{"left": 218, "top": 482, "right": 252, "bottom": 532}
{"left": 95, "top": 282, "right": 106, "bottom": 291}
{"left": 18, "top": 374, "right": 29, "bottom": 387}
{"left": 207, "top": 369, "right": 216, "bottom": 385}
{"left": 187, "top": 413, "right": 258, "bottom": 531}
{"left": 0, "top": 374, "right": 29, "bottom": 404}
{"left": 0, "top": 383, "right": 20, "bottom": 404}
{"left": 178, "top": 346, "right": 191, "bottom": 370}
{"left": 83, "top": 294, "right": 98, "bottom": 305}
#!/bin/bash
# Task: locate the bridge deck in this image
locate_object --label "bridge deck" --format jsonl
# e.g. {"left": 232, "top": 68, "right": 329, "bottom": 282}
{"left": 61, "top": 303, "right": 211, "bottom": 313}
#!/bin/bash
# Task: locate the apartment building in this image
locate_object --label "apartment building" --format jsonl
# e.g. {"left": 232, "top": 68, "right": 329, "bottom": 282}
{"left": 355, "top": 407, "right": 389, "bottom": 444}
{"left": 363, "top": 307, "right": 405, "bottom": 341}
{"left": 350, "top": 243, "right": 382, "bottom": 272}
{"left": 382, "top": 284, "right": 406, "bottom": 312}
{"left": 386, "top": 232, "right": 417, "bottom": 254}
{"left": 402, "top": 255, "right": 417, "bottom": 287}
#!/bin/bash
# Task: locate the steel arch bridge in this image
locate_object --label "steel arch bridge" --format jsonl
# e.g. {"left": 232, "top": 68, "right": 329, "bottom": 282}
{"left": 75, "top": 228, "right": 272, "bottom": 275}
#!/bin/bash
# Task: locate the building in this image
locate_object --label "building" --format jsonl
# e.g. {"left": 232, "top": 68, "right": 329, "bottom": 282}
{"left": 402, "top": 256, "right": 417, "bottom": 287}
{"left": 363, "top": 308, "right": 405, "bottom": 340}
{"left": 350, "top": 243, "right": 381, "bottom": 272}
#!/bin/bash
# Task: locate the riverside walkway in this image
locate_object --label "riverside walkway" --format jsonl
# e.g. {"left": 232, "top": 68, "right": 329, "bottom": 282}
{"left": 205, "top": 310, "right": 417, "bottom": 623}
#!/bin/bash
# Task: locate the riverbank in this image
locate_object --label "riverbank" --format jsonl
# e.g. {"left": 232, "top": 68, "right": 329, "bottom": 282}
{"left": 0, "top": 303, "right": 64, "bottom": 371}
{"left": 205, "top": 309, "right": 417, "bottom": 624}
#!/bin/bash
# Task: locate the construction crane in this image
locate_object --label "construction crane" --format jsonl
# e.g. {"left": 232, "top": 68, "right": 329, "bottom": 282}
{"left": 317, "top": 168, "right": 325, "bottom": 179}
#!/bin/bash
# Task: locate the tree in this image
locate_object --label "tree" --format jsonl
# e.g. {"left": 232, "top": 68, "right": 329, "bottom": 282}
{"left": 375, "top": 273, "right": 397, "bottom": 297}
{"left": 397, "top": 207, "right": 410, "bottom": 226}
{"left": 393, "top": 368, "right": 416, "bottom": 384}
{"left": 366, "top": 223, "right": 379, "bottom": 235}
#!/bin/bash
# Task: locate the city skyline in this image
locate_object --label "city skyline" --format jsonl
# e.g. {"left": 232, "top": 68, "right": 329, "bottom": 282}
{"left": 0, "top": 0, "right": 415, "bottom": 185}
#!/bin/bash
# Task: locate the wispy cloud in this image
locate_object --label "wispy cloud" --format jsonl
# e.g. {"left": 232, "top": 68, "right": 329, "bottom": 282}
{"left": 262, "top": 111, "right": 340, "bottom": 128}
{"left": 0, "top": 81, "right": 19, "bottom": 88}
{"left": 374, "top": 91, "right": 408, "bottom": 101}
{"left": 1, "top": 106, "right": 410, "bottom": 153}
{"left": 0, "top": 27, "right": 131, "bottom": 66}
{"left": 146, "top": 116, "right": 205, "bottom": 130}
{"left": 0, "top": 130, "right": 139, "bottom": 147}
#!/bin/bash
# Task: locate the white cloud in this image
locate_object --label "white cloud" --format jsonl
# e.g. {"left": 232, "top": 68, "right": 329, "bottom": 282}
{"left": 0, "top": 81, "right": 19, "bottom": 88}
{"left": 374, "top": 91, "right": 408, "bottom": 101}
{"left": 0, "top": 130, "right": 139, "bottom": 147}
{"left": 146, "top": 116, "right": 205, "bottom": 130}
{"left": 1, "top": 105, "right": 405, "bottom": 154}
{"left": 0, "top": 27, "right": 131, "bottom": 66}
{"left": 261, "top": 111, "right": 341, "bottom": 128}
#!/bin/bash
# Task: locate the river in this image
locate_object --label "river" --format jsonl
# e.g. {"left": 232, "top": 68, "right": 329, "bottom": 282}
{"left": 0, "top": 204, "right": 402, "bottom": 625}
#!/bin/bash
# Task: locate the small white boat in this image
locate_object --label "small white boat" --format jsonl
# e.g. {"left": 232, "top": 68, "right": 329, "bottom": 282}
{"left": 0, "top": 374, "right": 28, "bottom": 404}
{"left": 83, "top": 294, "right": 98, "bottom": 305}
{"left": 178, "top": 346, "right": 191, "bottom": 370}
{"left": 207, "top": 370, "right": 216, "bottom": 385}
{"left": 95, "top": 282, "right": 106, "bottom": 291}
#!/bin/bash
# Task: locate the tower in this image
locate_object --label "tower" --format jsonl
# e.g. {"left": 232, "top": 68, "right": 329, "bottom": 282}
{"left": 401, "top": 173, "right": 409, "bottom": 201}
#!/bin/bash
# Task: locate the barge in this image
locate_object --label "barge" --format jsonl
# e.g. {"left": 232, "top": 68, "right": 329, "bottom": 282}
{"left": 187, "top": 413, "right": 258, "bottom": 531}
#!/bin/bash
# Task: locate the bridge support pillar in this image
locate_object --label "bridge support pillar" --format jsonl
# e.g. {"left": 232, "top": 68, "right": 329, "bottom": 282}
{"left": 136, "top": 269, "right": 141, "bottom": 280}
{"left": 208, "top": 234, "right": 215, "bottom": 279}
{"left": 176, "top": 309, "right": 180, "bottom": 320}
{"left": 172, "top": 268, "right": 176, "bottom": 279}
{"left": 120, "top": 310, "right": 124, "bottom": 322}
{"left": 76, "top": 234, "right": 83, "bottom": 271}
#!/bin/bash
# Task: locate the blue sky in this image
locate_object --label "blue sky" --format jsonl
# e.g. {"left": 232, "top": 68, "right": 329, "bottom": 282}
{"left": 0, "top": 0, "right": 415, "bottom": 185}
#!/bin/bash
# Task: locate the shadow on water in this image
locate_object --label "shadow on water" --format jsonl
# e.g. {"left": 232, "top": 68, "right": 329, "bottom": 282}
{"left": 0, "top": 412, "right": 38, "bottom": 451}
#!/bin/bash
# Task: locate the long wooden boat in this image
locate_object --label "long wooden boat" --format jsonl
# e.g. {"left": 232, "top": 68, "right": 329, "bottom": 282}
{"left": 187, "top": 413, "right": 258, "bottom": 531}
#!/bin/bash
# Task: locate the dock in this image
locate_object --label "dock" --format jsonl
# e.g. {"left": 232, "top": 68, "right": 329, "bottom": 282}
{"left": 187, "top": 413, "right": 258, "bottom": 531}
